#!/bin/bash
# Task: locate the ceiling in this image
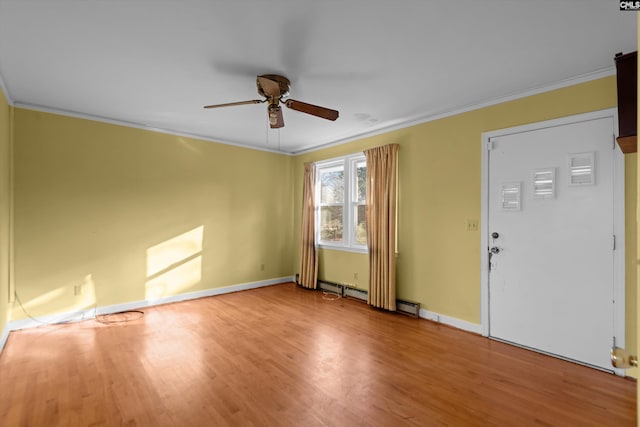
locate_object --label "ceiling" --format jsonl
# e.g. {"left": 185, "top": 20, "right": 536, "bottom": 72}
{"left": 0, "top": 1, "right": 636, "bottom": 155}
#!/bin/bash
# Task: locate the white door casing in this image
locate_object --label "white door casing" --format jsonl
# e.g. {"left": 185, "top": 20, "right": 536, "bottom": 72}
{"left": 480, "top": 109, "right": 625, "bottom": 374}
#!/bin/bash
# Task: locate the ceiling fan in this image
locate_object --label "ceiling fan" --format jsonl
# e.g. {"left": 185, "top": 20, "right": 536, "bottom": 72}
{"left": 203, "top": 74, "right": 339, "bottom": 129}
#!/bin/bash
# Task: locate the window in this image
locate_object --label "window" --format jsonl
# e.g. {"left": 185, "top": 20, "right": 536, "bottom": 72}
{"left": 316, "top": 153, "right": 367, "bottom": 252}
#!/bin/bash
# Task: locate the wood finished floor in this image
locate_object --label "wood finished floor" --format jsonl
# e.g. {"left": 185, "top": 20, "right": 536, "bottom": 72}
{"left": 0, "top": 282, "right": 635, "bottom": 426}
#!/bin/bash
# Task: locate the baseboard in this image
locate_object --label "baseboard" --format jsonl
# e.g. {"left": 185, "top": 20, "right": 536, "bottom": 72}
{"left": 7, "top": 308, "right": 97, "bottom": 331}
{"left": 6, "top": 276, "right": 294, "bottom": 333}
{"left": 3, "top": 278, "right": 481, "bottom": 354}
{"left": 419, "top": 308, "right": 482, "bottom": 335}
{"left": 95, "top": 276, "right": 294, "bottom": 315}
{"left": 0, "top": 324, "right": 10, "bottom": 354}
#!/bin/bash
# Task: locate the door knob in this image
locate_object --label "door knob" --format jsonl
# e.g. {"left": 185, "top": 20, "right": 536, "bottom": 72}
{"left": 490, "top": 246, "right": 500, "bottom": 254}
{"left": 611, "top": 347, "right": 638, "bottom": 368}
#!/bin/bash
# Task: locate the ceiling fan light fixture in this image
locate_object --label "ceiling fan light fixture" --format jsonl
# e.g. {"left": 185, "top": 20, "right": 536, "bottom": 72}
{"left": 267, "top": 104, "right": 284, "bottom": 128}
{"left": 268, "top": 105, "right": 281, "bottom": 126}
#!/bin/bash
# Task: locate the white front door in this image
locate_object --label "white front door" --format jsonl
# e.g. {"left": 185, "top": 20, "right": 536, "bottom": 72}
{"left": 485, "top": 113, "right": 623, "bottom": 371}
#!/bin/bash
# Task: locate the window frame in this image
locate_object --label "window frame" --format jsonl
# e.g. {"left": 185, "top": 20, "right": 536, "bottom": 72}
{"left": 315, "top": 153, "right": 368, "bottom": 253}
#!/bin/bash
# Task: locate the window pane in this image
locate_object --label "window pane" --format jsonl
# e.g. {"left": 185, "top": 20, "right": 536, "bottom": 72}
{"left": 320, "top": 166, "right": 344, "bottom": 204}
{"left": 356, "top": 161, "right": 366, "bottom": 203}
{"left": 315, "top": 155, "right": 367, "bottom": 251}
{"left": 320, "top": 206, "right": 343, "bottom": 242}
{"left": 355, "top": 204, "right": 367, "bottom": 245}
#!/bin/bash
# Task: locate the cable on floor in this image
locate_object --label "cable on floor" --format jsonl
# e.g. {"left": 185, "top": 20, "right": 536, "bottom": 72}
{"left": 14, "top": 289, "right": 144, "bottom": 326}
{"left": 322, "top": 291, "right": 341, "bottom": 301}
{"left": 94, "top": 310, "right": 145, "bottom": 324}
{"left": 14, "top": 290, "right": 95, "bottom": 326}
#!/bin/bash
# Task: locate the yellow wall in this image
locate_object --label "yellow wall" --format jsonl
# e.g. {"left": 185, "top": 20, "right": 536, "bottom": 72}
{"left": 626, "top": 153, "right": 637, "bottom": 379}
{"left": 293, "top": 76, "right": 636, "bottom": 356}
{"left": 636, "top": 13, "right": 639, "bottom": 405}
{"left": 624, "top": 153, "right": 638, "bottom": 377}
{"left": 318, "top": 249, "right": 369, "bottom": 290}
{"left": 10, "top": 109, "right": 294, "bottom": 319}
{"left": 0, "top": 89, "right": 9, "bottom": 336}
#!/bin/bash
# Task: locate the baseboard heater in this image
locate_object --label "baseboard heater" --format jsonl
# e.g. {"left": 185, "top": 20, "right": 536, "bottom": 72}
{"left": 317, "top": 280, "right": 344, "bottom": 296}
{"left": 315, "top": 280, "right": 420, "bottom": 318}
{"left": 396, "top": 299, "right": 421, "bottom": 318}
{"left": 344, "top": 286, "right": 367, "bottom": 301}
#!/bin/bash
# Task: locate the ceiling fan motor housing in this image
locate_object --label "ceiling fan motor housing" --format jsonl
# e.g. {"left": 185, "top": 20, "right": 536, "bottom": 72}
{"left": 257, "top": 74, "right": 290, "bottom": 99}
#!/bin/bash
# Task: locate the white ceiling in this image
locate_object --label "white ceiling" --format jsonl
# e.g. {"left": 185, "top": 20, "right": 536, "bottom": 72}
{"left": 0, "top": 1, "right": 636, "bottom": 154}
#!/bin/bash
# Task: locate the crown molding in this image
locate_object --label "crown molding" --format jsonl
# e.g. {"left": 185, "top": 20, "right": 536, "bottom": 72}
{"left": 11, "top": 102, "right": 293, "bottom": 156}
{"left": 291, "top": 66, "right": 616, "bottom": 155}
{"left": 9, "top": 66, "right": 615, "bottom": 157}
{"left": 0, "top": 68, "right": 14, "bottom": 106}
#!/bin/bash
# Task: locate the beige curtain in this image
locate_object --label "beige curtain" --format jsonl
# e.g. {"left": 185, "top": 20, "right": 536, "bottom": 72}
{"left": 299, "top": 162, "right": 318, "bottom": 289}
{"left": 364, "top": 144, "right": 398, "bottom": 310}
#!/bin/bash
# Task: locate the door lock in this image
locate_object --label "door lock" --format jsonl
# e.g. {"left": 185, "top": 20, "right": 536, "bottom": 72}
{"left": 488, "top": 246, "right": 500, "bottom": 271}
{"left": 491, "top": 232, "right": 500, "bottom": 239}
{"left": 611, "top": 347, "right": 638, "bottom": 369}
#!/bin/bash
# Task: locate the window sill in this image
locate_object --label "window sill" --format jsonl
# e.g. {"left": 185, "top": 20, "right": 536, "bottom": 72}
{"left": 318, "top": 244, "right": 368, "bottom": 254}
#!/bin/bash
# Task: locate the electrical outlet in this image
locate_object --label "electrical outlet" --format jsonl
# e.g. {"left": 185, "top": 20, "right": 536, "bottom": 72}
{"left": 73, "top": 285, "right": 82, "bottom": 296}
{"left": 466, "top": 219, "right": 479, "bottom": 231}
{"left": 353, "top": 272, "right": 358, "bottom": 280}
{"left": 260, "top": 263, "right": 265, "bottom": 271}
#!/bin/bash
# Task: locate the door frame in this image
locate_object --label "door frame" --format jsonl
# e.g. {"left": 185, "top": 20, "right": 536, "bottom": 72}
{"left": 480, "top": 108, "right": 625, "bottom": 373}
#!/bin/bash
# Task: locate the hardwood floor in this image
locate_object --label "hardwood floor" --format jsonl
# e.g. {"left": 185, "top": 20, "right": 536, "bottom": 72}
{"left": 0, "top": 282, "right": 635, "bottom": 426}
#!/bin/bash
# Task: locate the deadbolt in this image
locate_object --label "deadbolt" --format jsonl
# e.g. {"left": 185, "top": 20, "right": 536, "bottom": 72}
{"left": 492, "top": 232, "right": 499, "bottom": 239}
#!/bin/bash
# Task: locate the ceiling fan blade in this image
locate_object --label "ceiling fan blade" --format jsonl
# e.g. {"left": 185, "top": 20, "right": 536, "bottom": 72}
{"left": 257, "top": 76, "right": 282, "bottom": 99}
{"left": 203, "top": 100, "right": 263, "bottom": 109}
{"left": 285, "top": 99, "right": 339, "bottom": 121}
{"left": 268, "top": 105, "right": 284, "bottom": 129}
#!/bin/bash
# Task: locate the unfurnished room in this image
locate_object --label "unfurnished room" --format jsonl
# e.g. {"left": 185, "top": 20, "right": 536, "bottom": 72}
{"left": 0, "top": 1, "right": 638, "bottom": 426}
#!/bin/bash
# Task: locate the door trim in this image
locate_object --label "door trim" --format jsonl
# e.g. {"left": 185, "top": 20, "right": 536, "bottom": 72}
{"left": 479, "top": 108, "right": 625, "bottom": 374}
